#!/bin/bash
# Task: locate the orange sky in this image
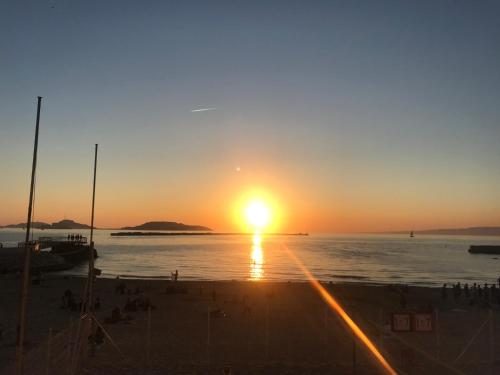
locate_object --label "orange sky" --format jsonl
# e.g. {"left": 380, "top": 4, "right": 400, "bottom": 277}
{"left": 2, "top": 150, "right": 499, "bottom": 232}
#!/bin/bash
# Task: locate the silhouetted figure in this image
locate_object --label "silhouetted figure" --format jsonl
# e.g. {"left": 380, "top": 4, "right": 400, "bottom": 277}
{"left": 124, "top": 297, "right": 137, "bottom": 312}
{"left": 174, "top": 269, "right": 179, "bottom": 282}
{"left": 115, "top": 281, "right": 127, "bottom": 294}
{"left": 93, "top": 326, "right": 104, "bottom": 346}
{"left": 464, "top": 283, "right": 470, "bottom": 298}
{"left": 68, "top": 295, "right": 77, "bottom": 311}
{"left": 63, "top": 289, "right": 73, "bottom": 306}
{"left": 400, "top": 291, "right": 407, "bottom": 308}
{"left": 111, "top": 307, "right": 122, "bottom": 322}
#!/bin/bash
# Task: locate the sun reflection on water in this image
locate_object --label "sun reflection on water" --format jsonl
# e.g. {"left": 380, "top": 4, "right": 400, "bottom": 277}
{"left": 250, "top": 233, "right": 264, "bottom": 280}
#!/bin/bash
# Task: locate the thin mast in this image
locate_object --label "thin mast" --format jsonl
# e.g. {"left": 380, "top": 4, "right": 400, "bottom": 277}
{"left": 88, "top": 144, "right": 98, "bottom": 312}
{"left": 16, "top": 96, "right": 42, "bottom": 375}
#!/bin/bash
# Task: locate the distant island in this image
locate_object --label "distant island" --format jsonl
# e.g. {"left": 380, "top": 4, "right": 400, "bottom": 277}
{"left": 386, "top": 226, "right": 500, "bottom": 237}
{"left": 2, "top": 221, "right": 51, "bottom": 229}
{"left": 2, "top": 219, "right": 91, "bottom": 230}
{"left": 121, "top": 221, "right": 212, "bottom": 231}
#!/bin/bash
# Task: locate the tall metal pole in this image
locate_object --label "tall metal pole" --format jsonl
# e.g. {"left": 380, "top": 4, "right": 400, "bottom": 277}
{"left": 16, "top": 96, "right": 42, "bottom": 375}
{"left": 88, "top": 144, "right": 98, "bottom": 311}
{"left": 88, "top": 144, "right": 98, "bottom": 360}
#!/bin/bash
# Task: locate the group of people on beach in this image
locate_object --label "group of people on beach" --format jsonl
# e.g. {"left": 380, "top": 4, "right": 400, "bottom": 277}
{"left": 61, "top": 288, "right": 101, "bottom": 312}
{"left": 442, "top": 279, "right": 500, "bottom": 307}
{"left": 105, "top": 279, "right": 157, "bottom": 324}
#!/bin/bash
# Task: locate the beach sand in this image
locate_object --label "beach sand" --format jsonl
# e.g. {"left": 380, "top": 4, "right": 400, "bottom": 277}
{"left": 1, "top": 276, "right": 499, "bottom": 374}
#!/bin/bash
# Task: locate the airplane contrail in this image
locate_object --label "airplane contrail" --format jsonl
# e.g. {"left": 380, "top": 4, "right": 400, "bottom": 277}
{"left": 191, "top": 107, "right": 217, "bottom": 113}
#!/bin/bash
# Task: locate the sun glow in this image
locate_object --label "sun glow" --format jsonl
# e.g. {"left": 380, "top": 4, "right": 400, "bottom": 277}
{"left": 233, "top": 188, "right": 283, "bottom": 233}
{"left": 245, "top": 200, "right": 271, "bottom": 230}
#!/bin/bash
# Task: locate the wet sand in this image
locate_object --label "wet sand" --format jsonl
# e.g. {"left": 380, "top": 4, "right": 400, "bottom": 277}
{"left": 1, "top": 276, "right": 499, "bottom": 374}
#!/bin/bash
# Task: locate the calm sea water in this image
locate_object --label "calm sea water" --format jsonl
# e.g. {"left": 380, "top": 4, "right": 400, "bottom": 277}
{"left": 1, "top": 228, "right": 500, "bottom": 286}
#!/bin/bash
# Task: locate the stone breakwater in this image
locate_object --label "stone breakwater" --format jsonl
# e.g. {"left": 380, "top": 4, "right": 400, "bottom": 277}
{"left": 0, "top": 247, "right": 71, "bottom": 273}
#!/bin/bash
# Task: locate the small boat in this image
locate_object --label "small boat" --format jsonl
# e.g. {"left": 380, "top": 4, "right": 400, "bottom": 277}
{"left": 468, "top": 245, "right": 500, "bottom": 254}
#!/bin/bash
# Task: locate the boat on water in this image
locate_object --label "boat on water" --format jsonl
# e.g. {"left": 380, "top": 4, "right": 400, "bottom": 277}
{"left": 44, "top": 235, "right": 98, "bottom": 262}
{"left": 468, "top": 245, "right": 500, "bottom": 254}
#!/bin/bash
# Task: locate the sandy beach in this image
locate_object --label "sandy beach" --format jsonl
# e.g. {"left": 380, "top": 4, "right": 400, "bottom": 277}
{"left": 1, "top": 275, "right": 499, "bottom": 375}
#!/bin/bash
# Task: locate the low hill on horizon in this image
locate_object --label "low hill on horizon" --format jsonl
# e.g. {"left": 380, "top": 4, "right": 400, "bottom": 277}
{"left": 386, "top": 226, "right": 500, "bottom": 236}
{"left": 1, "top": 219, "right": 91, "bottom": 230}
{"left": 121, "top": 221, "right": 212, "bottom": 231}
{"left": 2, "top": 221, "right": 51, "bottom": 229}
{"left": 51, "top": 219, "right": 91, "bottom": 229}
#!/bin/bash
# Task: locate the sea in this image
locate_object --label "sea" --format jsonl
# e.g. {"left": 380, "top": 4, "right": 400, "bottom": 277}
{"left": 1, "top": 228, "right": 500, "bottom": 287}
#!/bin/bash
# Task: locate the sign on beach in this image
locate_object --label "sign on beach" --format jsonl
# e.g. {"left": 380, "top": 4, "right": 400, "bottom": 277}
{"left": 391, "top": 313, "right": 411, "bottom": 332}
{"left": 413, "top": 313, "right": 433, "bottom": 332}
{"left": 391, "top": 312, "right": 433, "bottom": 332}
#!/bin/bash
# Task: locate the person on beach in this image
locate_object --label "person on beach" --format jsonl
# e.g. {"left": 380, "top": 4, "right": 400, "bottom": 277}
{"left": 124, "top": 297, "right": 137, "bottom": 312}
{"left": 63, "top": 289, "right": 73, "bottom": 307}
{"left": 116, "top": 281, "right": 127, "bottom": 294}
{"left": 111, "top": 307, "right": 122, "bottom": 322}
{"left": 89, "top": 326, "right": 105, "bottom": 348}
{"left": 171, "top": 270, "right": 179, "bottom": 282}
{"left": 400, "top": 291, "right": 407, "bottom": 308}
{"left": 68, "top": 295, "right": 77, "bottom": 311}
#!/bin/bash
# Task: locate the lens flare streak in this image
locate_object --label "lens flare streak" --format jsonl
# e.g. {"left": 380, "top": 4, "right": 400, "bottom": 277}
{"left": 281, "top": 243, "right": 398, "bottom": 375}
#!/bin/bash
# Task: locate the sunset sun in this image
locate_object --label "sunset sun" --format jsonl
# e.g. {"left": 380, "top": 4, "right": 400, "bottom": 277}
{"left": 245, "top": 200, "right": 271, "bottom": 230}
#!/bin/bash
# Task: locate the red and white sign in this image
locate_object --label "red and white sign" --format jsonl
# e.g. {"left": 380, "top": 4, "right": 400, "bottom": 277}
{"left": 413, "top": 313, "right": 433, "bottom": 332}
{"left": 391, "top": 313, "right": 411, "bottom": 332}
